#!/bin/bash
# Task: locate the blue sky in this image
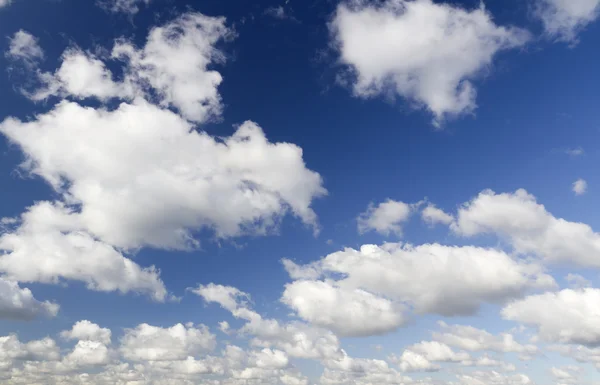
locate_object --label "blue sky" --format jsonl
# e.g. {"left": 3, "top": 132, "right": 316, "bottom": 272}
{"left": 0, "top": 0, "right": 600, "bottom": 384}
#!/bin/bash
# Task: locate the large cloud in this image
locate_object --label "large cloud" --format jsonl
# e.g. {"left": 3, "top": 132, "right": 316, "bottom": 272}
{"left": 330, "top": 0, "right": 530, "bottom": 126}
{"left": 282, "top": 280, "right": 405, "bottom": 337}
{"left": 502, "top": 289, "right": 600, "bottom": 346}
{"left": 451, "top": 189, "right": 600, "bottom": 267}
{"left": 283, "top": 243, "right": 554, "bottom": 318}
{"left": 0, "top": 101, "right": 325, "bottom": 250}
{"left": 0, "top": 201, "right": 168, "bottom": 301}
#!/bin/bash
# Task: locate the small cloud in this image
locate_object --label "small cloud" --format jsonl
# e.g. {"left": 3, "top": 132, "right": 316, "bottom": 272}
{"left": 572, "top": 179, "right": 587, "bottom": 196}
{"left": 264, "top": 5, "right": 299, "bottom": 22}
{"left": 326, "top": 239, "right": 334, "bottom": 245}
{"left": 565, "top": 147, "right": 584, "bottom": 156}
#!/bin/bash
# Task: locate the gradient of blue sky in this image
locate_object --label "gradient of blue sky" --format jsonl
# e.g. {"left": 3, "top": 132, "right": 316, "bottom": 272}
{"left": 0, "top": 0, "right": 599, "bottom": 384}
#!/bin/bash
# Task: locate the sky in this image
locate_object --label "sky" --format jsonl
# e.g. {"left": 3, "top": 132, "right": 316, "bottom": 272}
{"left": 0, "top": 0, "right": 600, "bottom": 384}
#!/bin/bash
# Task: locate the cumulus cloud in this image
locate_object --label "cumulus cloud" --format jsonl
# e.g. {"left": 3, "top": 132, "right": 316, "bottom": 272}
{"left": 6, "top": 30, "right": 44, "bottom": 65}
{"left": 282, "top": 280, "right": 405, "bottom": 337}
{"left": 61, "top": 321, "right": 112, "bottom": 345}
{"left": 452, "top": 189, "right": 600, "bottom": 267}
{"left": 533, "top": 0, "right": 600, "bottom": 43}
{"left": 357, "top": 199, "right": 413, "bottom": 236}
{"left": 120, "top": 322, "right": 216, "bottom": 361}
{"left": 573, "top": 178, "right": 587, "bottom": 195}
{"left": 0, "top": 278, "right": 58, "bottom": 320}
{"left": 284, "top": 243, "right": 554, "bottom": 318}
{"left": 502, "top": 289, "right": 600, "bottom": 346}
{"left": 330, "top": 0, "right": 530, "bottom": 126}
{"left": 421, "top": 204, "right": 454, "bottom": 226}
{"left": 0, "top": 201, "right": 168, "bottom": 301}
{"left": 0, "top": 103, "right": 325, "bottom": 250}
{"left": 391, "top": 341, "right": 470, "bottom": 372}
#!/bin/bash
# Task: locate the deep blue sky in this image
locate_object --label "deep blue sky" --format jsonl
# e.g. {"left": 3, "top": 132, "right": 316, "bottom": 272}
{"left": 1, "top": 0, "right": 600, "bottom": 384}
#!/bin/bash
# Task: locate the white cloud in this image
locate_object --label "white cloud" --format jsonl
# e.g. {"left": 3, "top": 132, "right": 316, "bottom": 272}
{"left": 112, "top": 13, "right": 230, "bottom": 123}
{"left": 120, "top": 323, "right": 216, "bottom": 361}
{"left": 421, "top": 204, "right": 454, "bottom": 226}
{"left": 451, "top": 189, "right": 600, "bottom": 267}
{"left": 63, "top": 340, "right": 110, "bottom": 367}
{"left": 281, "top": 280, "right": 405, "bottom": 337}
{"left": 0, "top": 201, "right": 168, "bottom": 301}
{"left": 61, "top": 321, "right": 112, "bottom": 345}
{"left": 192, "top": 283, "right": 344, "bottom": 361}
{"left": 432, "top": 322, "right": 538, "bottom": 354}
{"left": 31, "top": 48, "right": 133, "bottom": 101}
{"left": 357, "top": 199, "right": 412, "bottom": 236}
{"left": 284, "top": 243, "right": 554, "bottom": 317}
{"left": 330, "top": 0, "right": 530, "bottom": 126}
{"left": 0, "top": 334, "right": 60, "bottom": 362}
{"left": 573, "top": 178, "right": 587, "bottom": 195}
{"left": 0, "top": 0, "right": 11, "bottom": 8}
{"left": 6, "top": 30, "right": 44, "bottom": 65}
{"left": 97, "top": 0, "right": 150, "bottom": 14}
{"left": 502, "top": 288, "right": 600, "bottom": 346}
{"left": 392, "top": 341, "right": 470, "bottom": 372}
{"left": 1, "top": 101, "right": 325, "bottom": 251}
{"left": 533, "top": 0, "right": 600, "bottom": 43}
{"left": 0, "top": 278, "right": 58, "bottom": 320}
{"left": 456, "top": 371, "right": 532, "bottom": 385}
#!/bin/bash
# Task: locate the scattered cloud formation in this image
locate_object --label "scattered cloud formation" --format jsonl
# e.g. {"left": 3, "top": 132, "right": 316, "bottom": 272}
{"left": 330, "top": 0, "right": 530, "bottom": 126}
{"left": 573, "top": 178, "right": 588, "bottom": 195}
{"left": 533, "top": 0, "right": 600, "bottom": 43}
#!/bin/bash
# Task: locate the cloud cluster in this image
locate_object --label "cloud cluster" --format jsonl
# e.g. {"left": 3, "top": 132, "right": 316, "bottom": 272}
{"left": 0, "top": 12, "right": 325, "bottom": 310}
{"left": 330, "top": 0, "right": 530, "bottom": 126}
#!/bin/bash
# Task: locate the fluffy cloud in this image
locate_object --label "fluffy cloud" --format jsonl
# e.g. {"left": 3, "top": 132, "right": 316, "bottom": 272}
{"left": 192, "top": 283, "right": 344, "bottom": 361}
{"left": 0, "top": 278, "right": 58, "bottom": 320}
{"left": 120, "top": 322, "right": 216, "bottom": 361}
{"left": 452, "top": 189, "right": 600, "bottom": 267}
{"left": 0, "top": 201, "right": 168, "bottom": 301}
{"left": 432, "top": 322, "right": 538, "bottom": 354}
{"left": 357, "top": 199, "right": 412, "bottom": 236}
{"left": 281, "top": 280, "right": 405, "bottom": 337}
{"left": 502, "top": 289, "right": 600, "bottom": 346}
{"left": 533, "top": 0, "right": 600, "bottom": 42}
{"left": 330, "top": 0, "right": 530, "bottom": 126}
{"left": 392, "top": 341, "right": 470, "bottom": 372}
{"left": 1, "top": 101, "right": 325, "bottom": 250}
{"left": 6, "top": 30, "right": 44, "bottom": 65}
{"left": 573, "top": 178, "right": 587, "bottom": 195}
{"left": 421, "top": 204, "right": 454, "bottom": 226}
{"left": 283, "top": 243, "right": 554, "bottom": 317}
{"left": 61, "top": 321, "right": 112, "bottom": 345}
